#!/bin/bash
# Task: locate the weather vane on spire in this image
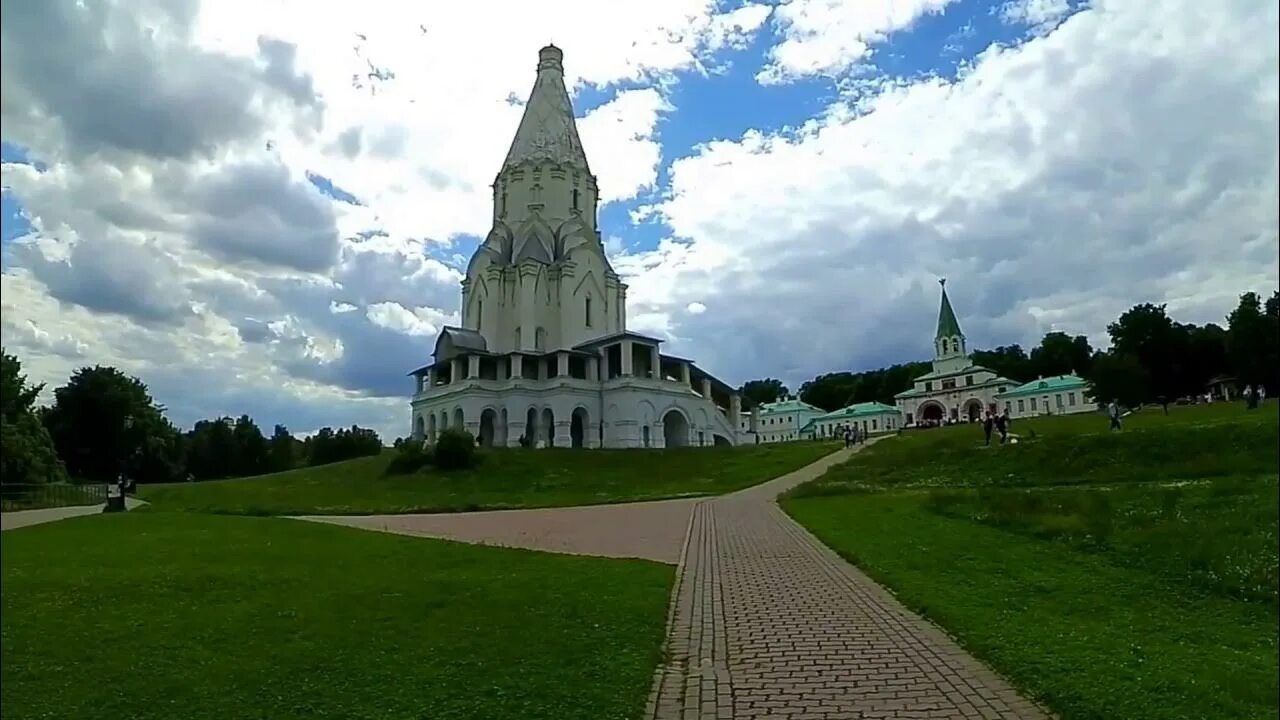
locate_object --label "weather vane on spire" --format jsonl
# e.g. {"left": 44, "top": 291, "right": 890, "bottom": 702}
{"left": 939, "top": 277, "right": 947, "bottom": 288}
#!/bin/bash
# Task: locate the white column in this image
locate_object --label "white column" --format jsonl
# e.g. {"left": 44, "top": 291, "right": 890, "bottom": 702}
{"left": 680, "top": 362, "right": 691, "bottom": 387}
{"left": 468, "top": 354, "right": 481, "bottom": 379}
{"left": 427, "top": 367, "right": 438, "bottom": 387}
{"left": 730, "top": 394, "right": 742, "bottom": 423}
{"left": 588, "top": 356, "right": 600, "bottom": 381}
{"left": 557, "top": 352, "right": 569, "bottom": 377}
{"left": 553, "top": 420, "right": 572, "bottom": 448}
{"left": 701, "top": 378, "right": 713, "bottom": 402}
{"left": 511, "top": 354, "right": 524, "bottom": 379}
{"left": 650, "top": 346, "right": 661, "bottom": 379}
{"left": 600, "top": 350, "right": 610, "bottom": 380}
{"left": 620, "top": 340, "right": 634, "bottom": 376}
{"left": 451, "top": 358, "right": 464, "bottom": 383}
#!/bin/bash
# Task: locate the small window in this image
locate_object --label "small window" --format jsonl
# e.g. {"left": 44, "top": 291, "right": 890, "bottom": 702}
{"left": 642, "top": 425, "right": 651, "bottom": 448}
{"left": 942, "top": 379, "right": 957, "bottom": 390}
{"left": 925, "top": 381, "right": 933, "bottom": 392}
{"left": 585, "top": 297, "right": 592, "bottom": 327}
{"left": 965, "top": 375, "right": 974, "bottom": 386}
{"left": 872, "top": 419, "right": 878, "bottom": 430}
{"left": 1055, "top": 394, "right": 1063, "bottom": 408}
{"left": 572, "top": 187, "right": 580, "bottom": 210}
{"left": 477, "top": 300, "right": 483, "bottom": 330}
{"left": 1068, "top": 392, "right": 1076, "bottom": 406}
{"left": 1018, "top": 399, "right": 1025, "bottom": 412}
{"left": 1004, "top": 402, "right": 1011, "bottom": 413}
{"left": 1030, "top": 398, "right": 1037, "bottom": 411}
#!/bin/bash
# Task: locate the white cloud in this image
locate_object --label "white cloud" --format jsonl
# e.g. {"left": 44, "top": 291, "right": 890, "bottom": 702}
{"left": 999, "top": 0, "right": 1073, "bottom": 35}
{"left": 687, "top": 301, "right": 708, "bottom": 315}
{"left": 0, "top": 0, "right": 769, "bottom": 439}
{"left": 365, "top": 302, "right": 450, "bottom": 338}
{"left": 759, "top": 0, "right": 957, "bottom": 83}
{"left": 577, "top": 88, "right": 672, "bottom": 203}
{"left": 627, "top": 0, "right": 1279, "bottom": 386}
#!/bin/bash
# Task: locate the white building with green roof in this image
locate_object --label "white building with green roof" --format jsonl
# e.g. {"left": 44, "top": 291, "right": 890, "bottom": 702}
{"left": 739, "top": 397, "right": 826, "bottom": 443}
{"left": 800, "top": 402, "right": 902, "bottom": 440}
{"left": 995, "top": 375, "right": 1095, "bottom": 419}
{"left": 894, "top": 280, "right": 1021, "bottom": 425}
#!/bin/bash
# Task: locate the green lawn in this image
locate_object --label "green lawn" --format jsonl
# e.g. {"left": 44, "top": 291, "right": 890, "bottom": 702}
{"left": 1, "top": 513, "right": 673, "bottom": 720}
{"left": 784, "top": 402, "right": 1279, "bottom": 720}
{"left": 139, "top": 441, "right": 841, "bottom": 516}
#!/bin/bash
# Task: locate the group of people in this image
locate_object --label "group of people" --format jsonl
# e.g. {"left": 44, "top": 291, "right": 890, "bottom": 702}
{"left": 981, "top": 408, "right": 1011, "bottom": 445}
{"left": 1243, "top": 384, "right": 1269, "bottom": 410}
{"left": 839, "top": 424, "right": 865, "bottom": 448}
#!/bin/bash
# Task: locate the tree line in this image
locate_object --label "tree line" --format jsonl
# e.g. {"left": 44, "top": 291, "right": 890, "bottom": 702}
{"left": 739, "top": 290, "right": 1278, "bottom": 412}
{"left": 1, "top": 356, "right": 385, "bottom": 486}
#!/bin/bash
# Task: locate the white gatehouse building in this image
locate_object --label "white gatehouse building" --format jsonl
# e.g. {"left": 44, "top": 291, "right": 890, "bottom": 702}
{"left": 895, "top": 280, "right": 1021, "bottom": 425}
{"left": 408, "top": 46, "right": 756, "bottom": 449}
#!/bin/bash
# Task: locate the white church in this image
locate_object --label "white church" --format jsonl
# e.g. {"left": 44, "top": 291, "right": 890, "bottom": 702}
{"left": 408, "top": 46, "right": 756, "bottom": 449}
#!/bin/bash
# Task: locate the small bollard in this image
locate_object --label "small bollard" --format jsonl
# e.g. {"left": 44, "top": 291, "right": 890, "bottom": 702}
{"left": 103, "top": 477, "right": 127, "bottom": 513}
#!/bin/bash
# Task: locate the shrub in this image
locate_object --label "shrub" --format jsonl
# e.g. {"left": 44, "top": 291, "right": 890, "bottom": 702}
{"left": 433, "top": 428, "right": 477, "bottom": 471}
{"left": 385, "top": 442, "right": 432, "bottom": 475}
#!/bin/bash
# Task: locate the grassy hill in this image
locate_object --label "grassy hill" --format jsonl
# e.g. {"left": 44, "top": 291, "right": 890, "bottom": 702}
{"left": 139, "top": 441, "right": 842, "bottom": 516}
{"left": 784, "top": 402, "right": 1279, "bottom": 720}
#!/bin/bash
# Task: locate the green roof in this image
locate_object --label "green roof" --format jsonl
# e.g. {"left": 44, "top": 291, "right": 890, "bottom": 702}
{"left": 894, "top": 387, "right": 926, "bottom": 399}
{"left": 996, "top": 374, "right": 1089, "bottom": 398}
{"left": 936, "top": 281, "right": 963, "bottom": 340}
{"left": 758, "top": 398, "right": 824, "bottom": 415}
{"left": 813, "top": 402, "right": 900, "bottom": 421}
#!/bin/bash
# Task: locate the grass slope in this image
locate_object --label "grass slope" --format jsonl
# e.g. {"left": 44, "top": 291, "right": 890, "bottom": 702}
{"left": 784, "top": 403, "right": 1279, "bottom": 720}
{"left": 139, "top": 442, "right": 840, "bottom": 515}
{"left": 1, "top": 513, "right": 672, "bottom": 720}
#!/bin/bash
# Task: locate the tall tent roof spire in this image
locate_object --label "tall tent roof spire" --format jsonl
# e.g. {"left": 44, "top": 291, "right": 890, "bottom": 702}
{"left": 935, "top": 278, "right": 963, "bottom": 340}
{"left": 501, "top": 45, "right": 591, "bottom": 172}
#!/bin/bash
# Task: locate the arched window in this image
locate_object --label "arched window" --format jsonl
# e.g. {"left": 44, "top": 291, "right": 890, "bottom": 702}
{"left": 585, "top": 296, "right": 592, "bottom": 327}
{"left": 514, "top": 327, "right": 522, "bottom": 349}
{"left": 572, "top": 187, "right": 580, "bottom": 210}
{"left": 535, "top": 327, "right": 547, "bottom": 351}
{"left": 476, "top": 300, "right": 483, "bottom": 330}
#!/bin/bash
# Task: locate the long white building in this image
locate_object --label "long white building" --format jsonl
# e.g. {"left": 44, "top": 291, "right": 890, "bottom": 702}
{"left": 408, "top": 46, "right": 755, "bottom": 449}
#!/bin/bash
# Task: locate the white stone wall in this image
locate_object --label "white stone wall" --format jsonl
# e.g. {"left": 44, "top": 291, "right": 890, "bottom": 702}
{"left": 754, "top": 408, "right": 826, "bottom": 443}
{"left": 897, "top": 383, "right": 1007, "bottom": 424}
{"left": 411, "top": 376, "right": 744, "bottom": 449}
{"left": 809, "top": 412, "right": 901, "bottom": 438}
{"left": 998, "top": 389, "right": 1095, "bottom": 419}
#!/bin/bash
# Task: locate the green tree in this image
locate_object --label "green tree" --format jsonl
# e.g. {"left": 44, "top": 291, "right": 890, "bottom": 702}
{"left": 1088, "top": 351, "right": 1150, "bottom": 409}
{"left": 738, "top": 378, "right": 789, "bottom": 407}
{"left": 42, "top": 365, "right": 183, "bottom": 484}
{"left": 1107, "top": 303, "right": 1182, "bottom": 403}
{"left": 0, "top": 349, "right": 68, "bottom": 485}
{"left": 1028, "top": 332, "right": 1094, "bottom": 379}
{"left": 268, "top": 424, "right": 296, "bottom": 472}
{"left": 971, "top": 344, "right": 1032, "bottom": 381}
{"left": 1227, "top": 291, "right": 1279, "bottom": 390}
{"left": 231, "top": 415, "right": 268, "bottom": 477}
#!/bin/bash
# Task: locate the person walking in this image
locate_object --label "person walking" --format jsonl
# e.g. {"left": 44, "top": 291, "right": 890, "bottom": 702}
{"left": 1108, "top": 400, "right": 1122, "bottom": 431}
{"left": 995, "top": 410, "right": 1009, "bottom": 444}
{"left": 982, "top": 411, "right": 994, "bottom": 446}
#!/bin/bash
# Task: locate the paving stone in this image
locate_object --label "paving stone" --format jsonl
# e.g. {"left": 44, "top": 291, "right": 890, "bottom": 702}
{"left": 648, "top": 441, "right": 1051, "bottom": 719}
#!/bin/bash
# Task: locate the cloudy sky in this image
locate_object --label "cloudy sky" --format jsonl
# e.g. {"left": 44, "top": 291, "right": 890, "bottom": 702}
{"left": 2, "top": 0, "right": 1277, "bottom": 439}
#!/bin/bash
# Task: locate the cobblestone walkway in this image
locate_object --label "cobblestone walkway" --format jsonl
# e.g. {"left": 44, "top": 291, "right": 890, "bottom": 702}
{"left": 297, "top": 496, "right": 696, "bottom": 564}
{"left": 646, "top": 443, "right": 1050, "bottom": 720}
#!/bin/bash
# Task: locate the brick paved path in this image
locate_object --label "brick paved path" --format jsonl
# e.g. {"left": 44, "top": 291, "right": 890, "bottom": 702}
{"left": 297, "top": 496, "right": 697, "bottom": 564}
{"left": 646, "top": 443, "right": 1050, "bottom": 720}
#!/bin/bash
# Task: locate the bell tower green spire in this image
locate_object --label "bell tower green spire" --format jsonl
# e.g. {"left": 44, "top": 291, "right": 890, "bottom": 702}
{"left": 933, "top": 278, "right": 967, "bottom": 371}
